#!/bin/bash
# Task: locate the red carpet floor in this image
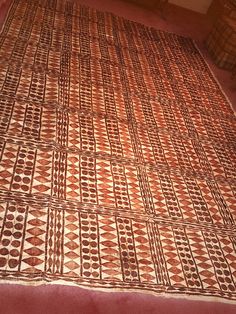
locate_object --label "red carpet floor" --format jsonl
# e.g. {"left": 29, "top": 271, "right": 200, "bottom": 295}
{"left": 0, "top": 0, "right": 236, "bottom": 313}
{"left": 0, "top": 283, "right": 236, "bottom": 314}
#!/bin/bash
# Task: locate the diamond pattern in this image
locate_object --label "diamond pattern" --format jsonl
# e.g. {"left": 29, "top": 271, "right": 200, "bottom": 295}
{"left": 0, "top": 0, "right": 235, "bottom": 303}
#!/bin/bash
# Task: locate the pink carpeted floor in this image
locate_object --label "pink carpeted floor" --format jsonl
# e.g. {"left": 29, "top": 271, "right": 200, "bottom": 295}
{"left": 1, "top": 283, "right": 236, "bottom": 314}
{"left": 0, "top": 0, "right": 236, "bottom": 313}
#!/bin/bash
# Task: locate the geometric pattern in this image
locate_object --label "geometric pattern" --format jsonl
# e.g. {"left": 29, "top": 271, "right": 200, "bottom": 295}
{"left": 0, "top": 0, "right": 236, "bottom": 303}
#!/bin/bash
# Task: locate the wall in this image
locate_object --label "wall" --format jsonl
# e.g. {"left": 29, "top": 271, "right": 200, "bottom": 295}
{"left": 169, "top": 0, "right": 213, "bottom": 14}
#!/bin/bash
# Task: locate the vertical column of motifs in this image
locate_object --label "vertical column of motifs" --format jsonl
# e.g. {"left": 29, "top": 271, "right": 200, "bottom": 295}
{"left": 201, "top": 114, "right": 236, "bottom": 179}
{"left": 96, "top": 16, "right": 131, "bottom": 211}
{"left": 0, "top": 202, "right": 28, "bottom": 272}
{"left": 116, "top": 217, "right": 140, "bottom": 282}
{"left": 56, "top": 1, "right": 71, "bottom": 145}
{"left": 77, "top": 14, "right": 97, "bottom": 205}
{"left": 157, "top": 101, "right": 234, "bottom": 225}
{"left": 21, "top": 103, "right": 42, "bottom": 140}
{"left": 53, "top": 112, "right": 68, "bottom": 200}
{"left": 0, "top": 1, "right": 41, "bottom": 139}
{"left": 20, "top": 203, "right": 48, "bottom": 273}
{"left": 158, "top": 103, "right": 194, "bottom": 172}
{"left": 141, "top": 48, "right": 175, "bottom": 100}
{"left": 145, "top": 93, "right": 231, "bottom": 224}
{"left": 172, "top": 228, "right": 203, "bottom": 290}
{"left": 172, "top": 176, "right": 214, "bottom": 224}
{"left": 98, "top": 214, "right": 122, "bottom": 281}
{"left": 51, "top": 3, "right": 72, "bottom": 201}
{"left": 0, "top": 98, "right": 15, "bottom": 135}
{"left": 157, "top": 173, "right": 183, "bottom": 220}
{"left": 0, "top": 0, "right": 30, "bottom": 107}
{"left": 218, "top": 117, "right": 236, "bottom": 148}
{"left": 110, "top": 16, "right": 155, "bottom": 216}
{"left": 183, "top": 135, "right": 232, "bottom": 197}
{"left": 79, "top": 20, "right": 92, "bottom": 119}
{"left": 0, "top": 201, "right": 47, "bottom": 274}
{"left": 133, "top": 220, "right": 159, "bottom": 284}
{"left": 66, "top": 154, "right": 81, "bottom": 200}
{"left": 96, "top": 17, "right": 124, "bottom": 153}
{"left": 18, "top": 2, "right": 57, "bottom": 198}
{"left": 206, "top": 180, "right": 234, "bottom": 225}
{"left": 0, "top": 0, "right": 22, "bottom": 42}
{"left": 10, "top": 146, "right": 36, "bottom": 194}
{"left": 187, "top": 228, "right": 227, "bottom": 292}
{"left": 158, "top": 225, "right": 186, "bottom": 287}
{"left": 46, "top": 205, "right": 65, "bottom": 275}
{"left": 79, "top": 155, "right": 97, "bottom": 204}
{"left": 77, "top": 12, "right": 92, "bottom": 117}
{"left": 138, "top": 98, "right": 168, "bottom": 169}
{"left": 219, "top": 234, "right": 236, "bottom": 293}
{"left": 62, "top": 209, "right": 81, "bottom": 277}
{"left": 122, "top": 25, "right": 170, "bottom": 220}
{"left": 45, "top": 3, "right": 62, "bottom": 107}
{"left": 16, "top": 1, "right": 41, "bottom": 100}
{"left": 10, "top": 0, "right": 38, "bottom": 64}
{"left": 32, "top": 148, "right": 53, "bottom": 195}
{"left": 21, "top": 2, "right": 55, "bottom": 144}
{"left": 3, "top": 100, "right": 38, "bottom": 140}
{"left": 96, "top": 159, "right": 115, "bottom": 207}
{"left": 128, "top": 120, "right": 156, "bottom": 216}
{"left": 138, "top": 38, "right": 196, "bottom": 174}
{"left": 80, "top": 212, "right": 101, "bottom": 280}
{"left": 146, "top": 170, "right": 169, "bottom": 218}
{"left": 0, "top": 142, "right": 17, "bottom": 191}
{"left": 1, "top": 38, "right": 21, "bottom": 96}
{"left": 39, "top": 105, "right": 57, "bottom": 144}
{"left": 146, "top": 222, "right": 170, "bottom": 286}
{"left": 163, "top": 104, "right": 222, "bottom": 224}
{"left": 123, "top": 165, "right": 147, "bottom": 214}
{"left": 185, "top": 87, "right": 236, "bottom": 178}
{"left": 78, "top": 128, "right": 97, "bottom": 205}
{"left": 51, "top": 150, "right": 67, "bottom": 199}
{"left": 58, "top": 3, "right": 72, "bottom": 109}
{"left": 67, "top": 10, "right": 82, "bottom": 151}
{"left": 216, "top": 181, "right": 236, "bottom": 223}
{"left": 195, "top": 113, "right": 235, "bottom": 224}
{"left": 28, "top": 1, "right": 55, "bottom": 102}
{"left": 203, "top": 231, "right": 236, "bottom": 293}
{"left": 161, "top": 64, "right": 189, "bottom": 105}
